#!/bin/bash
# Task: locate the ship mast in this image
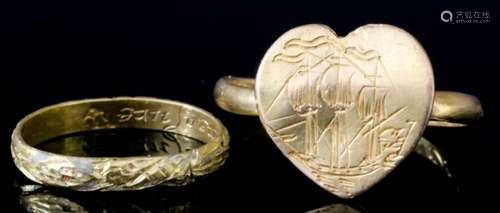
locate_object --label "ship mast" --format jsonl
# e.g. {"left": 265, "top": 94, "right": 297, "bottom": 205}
{"left": 357, "top": 59, "right": 386, "bottom": 160}
{"left": 321, "top": 55, "right": 355, "bottom": 168}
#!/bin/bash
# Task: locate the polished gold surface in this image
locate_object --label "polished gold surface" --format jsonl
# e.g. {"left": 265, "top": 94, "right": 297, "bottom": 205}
{"left": 11, "top": 97, "right": 229, "bottom": 191}
{"left": 430, "top": 91, "right": 483, "bottom": 127}
{"left": 213, "top": 24, "right": 483, "bottom": 198}
{"left": 214, "top": 76, "right": 257, "bottom": 116}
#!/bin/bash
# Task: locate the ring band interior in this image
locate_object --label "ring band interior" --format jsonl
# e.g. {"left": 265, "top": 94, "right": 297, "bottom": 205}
{"left": 20, "top": 97, "right": 225, "bottom": 150}
{"left": 214, "top": 76, "right": 483, "bottom": 127}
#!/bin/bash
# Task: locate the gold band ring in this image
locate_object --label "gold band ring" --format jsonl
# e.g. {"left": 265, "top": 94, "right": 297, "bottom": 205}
{"left": 213, "top": 24, "right": 483, "bottom": 198}
{"left": 11, "top": 97, "right": 229, "bottom": 191}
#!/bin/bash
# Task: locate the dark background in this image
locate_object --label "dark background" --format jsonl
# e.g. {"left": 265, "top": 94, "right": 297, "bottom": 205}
{"left": 1, "top": 0, "right": 498, "bottom": 211}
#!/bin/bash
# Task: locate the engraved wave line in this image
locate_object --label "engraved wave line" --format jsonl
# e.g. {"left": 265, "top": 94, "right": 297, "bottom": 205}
{"left": 284, "top": 35, "right": 332, "bottom": 48}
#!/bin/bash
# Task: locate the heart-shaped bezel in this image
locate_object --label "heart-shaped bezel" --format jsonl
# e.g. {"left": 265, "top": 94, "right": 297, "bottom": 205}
{"left": 255, "top": 24, "right": 434, "bottom": 198}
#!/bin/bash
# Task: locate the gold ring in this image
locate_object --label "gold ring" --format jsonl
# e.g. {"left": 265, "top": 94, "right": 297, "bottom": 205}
{"left": 213, "top": 24, "right": 482, "bottom": 198}
{"left": 11, "top": 97, "right": 229, "bottom": 191}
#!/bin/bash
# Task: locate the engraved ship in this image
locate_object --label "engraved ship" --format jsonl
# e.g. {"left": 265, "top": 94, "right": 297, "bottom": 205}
{"left": 264, "top": 30, "right": 424, "bottom": 196}
{"left": 307, "top": 84, "right": 413, "bottom": 179}
{"left": 300, "top": 61, "right": 391, "bottom": 196}
{"left": 272, "top": 35, "right": 414, "bottom": 181}
{"left": 293, "top": 47, "right": 411, "bottom": 177}
{"left": 307, "top": 77, "right": 391, "bottom": 174}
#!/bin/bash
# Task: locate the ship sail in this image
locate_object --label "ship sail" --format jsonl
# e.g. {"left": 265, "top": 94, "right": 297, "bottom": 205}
{"left": 357, "top": 87, "right": 387, "bottom": 123}
{"left": 319, "top": 63, "right": 356, "bottom": 168}
{"left": 287, "top": 63, "right": 323, "bottom": 157}
{"left": 357, "top": 87, "right": 388, "bottom": 160}
{"left": 320, "top": 67, "right": 355, "bottom": 112}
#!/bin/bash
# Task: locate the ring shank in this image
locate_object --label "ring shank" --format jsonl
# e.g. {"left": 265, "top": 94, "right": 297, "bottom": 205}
{"left": 214, "top": 76, "right": 483, "bottom": 127}
{"left": 12, "top": 97, "right": 229, "bottom": 191}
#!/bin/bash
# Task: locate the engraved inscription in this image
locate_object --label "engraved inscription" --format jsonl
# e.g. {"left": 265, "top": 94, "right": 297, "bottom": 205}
{"left": 181, "top": 112, "right": 219, "bottom": 139}
{"left": 84, "top": 107, "right": 179, "bottom": 129}
{"left": 84, "top": 109, "right": 109, "bottom": 128}
{"left": 117, "top": 107, "right": 175, "bottom": 125}
{"left": 83, "top": 107, "right": 219, "bottom": 140}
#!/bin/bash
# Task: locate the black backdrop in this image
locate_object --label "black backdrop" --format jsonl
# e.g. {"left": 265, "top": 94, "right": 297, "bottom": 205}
{"left": 1, "top": 0, "right": 498, "bottom": 211}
